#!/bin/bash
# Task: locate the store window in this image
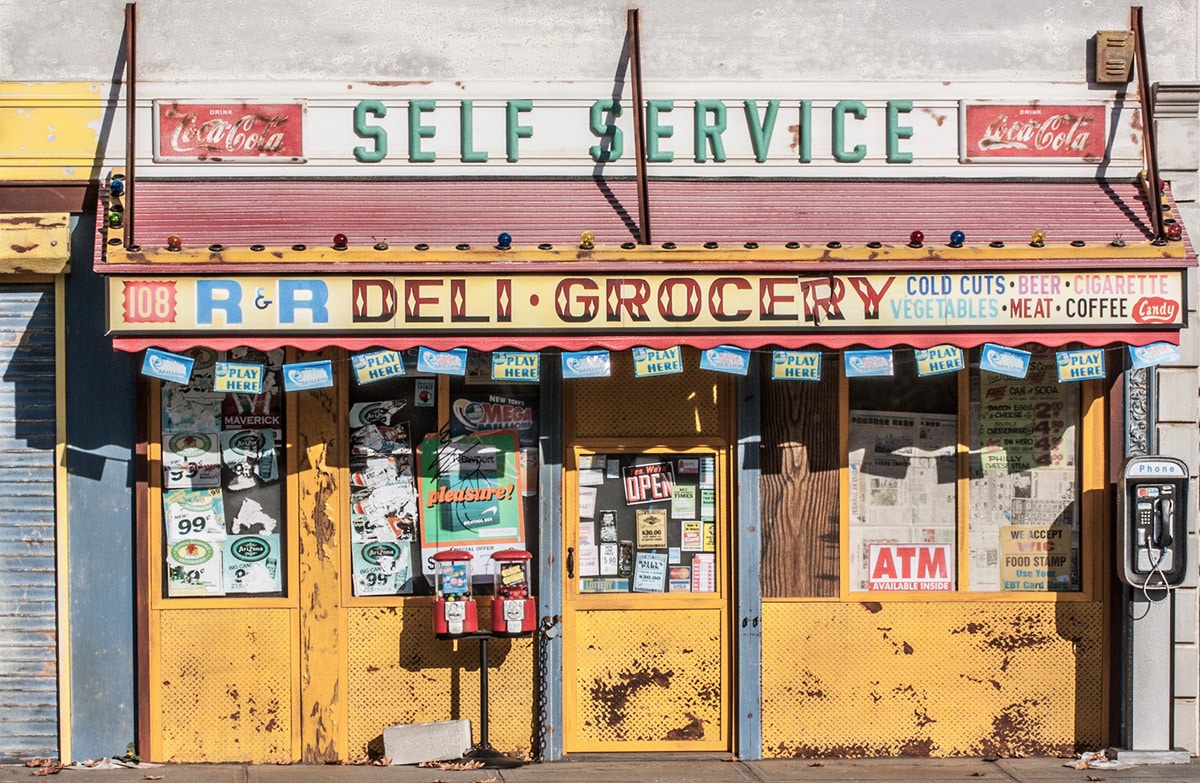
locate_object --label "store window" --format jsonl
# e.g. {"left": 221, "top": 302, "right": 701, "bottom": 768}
{"left": 347, "top": 350, "right": 540, "bottom": 597}
{"left": 846, "top": 349, "right": 1083, "bottom": 595}
{"left": 159, "top": 347, "right": 286, "bottom": 597}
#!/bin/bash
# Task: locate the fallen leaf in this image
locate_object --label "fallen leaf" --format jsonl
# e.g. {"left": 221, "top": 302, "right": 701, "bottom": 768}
{"left": 143, "top": 776, "right": 164, "bottom": 781}
{"left": 721, "top": 756, "right": 740, "bottom": 762}
{"left": 1086, "top": 777, "right": 1105, "bottom": 781}
{"left": 809, "top": 761, "right": 825, "bottom": 767}
{"left": 417, "top": 760, "right": 485, "bottom": 770}
{"left": 969, "top": 772, "right": 986, "bottom": 777}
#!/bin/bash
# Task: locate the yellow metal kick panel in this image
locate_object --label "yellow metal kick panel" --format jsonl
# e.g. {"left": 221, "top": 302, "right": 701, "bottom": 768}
{"left": 571, "top": 608, "right": 723, "bottom": 749}
{"left": 760, "top": 602, "right": 1103, "bottom": 757}
{"left": 570, "top": 351, "right": 725, "bottom": 439}
{"left": 158, "top": 609, "right": 293, "bottom": 762}
{"left": 346, "top": 606, "right": 534, "bottom": 759}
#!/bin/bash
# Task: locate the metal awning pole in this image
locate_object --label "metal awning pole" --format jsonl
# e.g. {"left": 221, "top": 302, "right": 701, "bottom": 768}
{"left": 1131, "top": 6, "right": 1165, "bottom": 243}
{"left": 628, "top": 9, "right": 651, "bottom": 245}
{"left": 124, "top": 2, "right": 137, "bottom": 247}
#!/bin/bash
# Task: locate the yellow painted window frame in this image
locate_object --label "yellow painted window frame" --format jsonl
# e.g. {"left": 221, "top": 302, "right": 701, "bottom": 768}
{"left": 145, "top": 360, "right": 301, "bottom": 611}
{"left": 838, "top": 361, "right": 1105, "bottom": 602}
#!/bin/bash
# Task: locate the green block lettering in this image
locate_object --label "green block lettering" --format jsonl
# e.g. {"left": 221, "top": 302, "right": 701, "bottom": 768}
{"left": 886, "top": 100, "right": 914, "bottom": 163}
{"left": 460, "top": 100, "right": 488, "bottom": 163}
{"left": 408, "top": 99, "right": 436, "bottom": 163}
{"left": 693, "top": 99, "right": 728, "bottom": 162}
{"left": 832, "top": 99, "right": 867, "bottom": 163}
{"left": 647, "top": 100, "right": 675, "bottom": 163}
{"left": 352, "top": 100, "right": 388, "bottom": 163}
{"left": 797, "top": 100, "right": 812, "bottom": 163}
{"left": 589, "top": 99, "right": 623, "bottom": 162}
{"left": 506, "top": 100, "right": 534, "bottom": 163}
{"left": 744, "top": 99, "right": 780, "bottom": 163}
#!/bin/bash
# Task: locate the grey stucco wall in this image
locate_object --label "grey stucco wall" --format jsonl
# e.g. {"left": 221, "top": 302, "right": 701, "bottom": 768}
{"left": 0, "top": 1, "right": 1196, "bottom": 84}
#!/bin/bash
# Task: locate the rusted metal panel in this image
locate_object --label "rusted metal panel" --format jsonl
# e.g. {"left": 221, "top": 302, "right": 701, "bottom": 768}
{"left": 761, "top": 602, "right": 1104, "bottom": 758}
{"left": 346, "top": 605, "right": 535, "bottom": 760}
{"left": 0, "top": 214, "right": 70, "bottom": 275}
{"left": 158, "top": 608, "right": 293, "bottom": 762}
{"left": 0, "top": 284, "right": 57, "bottom": 761}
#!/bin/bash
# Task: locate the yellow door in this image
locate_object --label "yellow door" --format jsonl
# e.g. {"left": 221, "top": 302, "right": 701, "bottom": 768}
{"left": 562, "top": 442, "right": 731, "bottom": 752}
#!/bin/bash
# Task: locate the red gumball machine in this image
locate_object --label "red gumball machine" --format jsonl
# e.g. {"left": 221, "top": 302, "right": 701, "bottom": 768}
{"left": 491, "top": 549, "right": 536, "bottom": 635}
{"left": 433, "top": 550, "right": 477, "bottom": 636}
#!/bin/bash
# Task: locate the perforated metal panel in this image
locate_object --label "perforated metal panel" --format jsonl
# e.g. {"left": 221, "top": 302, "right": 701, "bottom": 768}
{"left": 569, "top": 351, "right": 726, "bottom": 439}
{"left": 159, "top": 609, "right": 293, "bottom": 762}
{"left": 347, "top": 606, "right": 534, "bottom": 759}
{"left": 760, "top": 602, "right": 1104, "bottom": 757}
{"left": 571, "top": 608, "right": 724, "bottom": 748}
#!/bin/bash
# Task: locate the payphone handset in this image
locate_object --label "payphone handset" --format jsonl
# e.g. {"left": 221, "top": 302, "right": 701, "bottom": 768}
{"left": 1118, "top": 457, "right": 1189, "bottom": 589}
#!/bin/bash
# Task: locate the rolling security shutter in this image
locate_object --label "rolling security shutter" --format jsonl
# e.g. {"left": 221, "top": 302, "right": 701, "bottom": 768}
{"left": 0, "top": 284, "right": 57, "bottom": 760}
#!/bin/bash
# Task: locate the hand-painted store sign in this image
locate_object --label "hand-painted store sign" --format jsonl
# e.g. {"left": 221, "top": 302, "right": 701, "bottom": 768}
{"left": 961, "top": 103, "right": 1106, "bottom": 161}
{"left": 155, "top": 102, "right": 305, "bottom": 162}
{"left": 147, "top": 93, "right": 1124, "bottom": 170}
{"left": 108, "top": 270, "right": 1185, "bottom": 335}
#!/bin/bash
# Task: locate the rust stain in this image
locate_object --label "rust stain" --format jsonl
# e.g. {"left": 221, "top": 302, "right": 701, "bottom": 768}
{"left": 589, "top": 666, "right": 674, "bottom": 728}
{"left": 10, "top": 243, "right": 36, "bottom": 253}
{"left": 897, "top": 737, "right": 935, "bottom": 756}
{"left": 664, "top": 711, "right": 706, "bottom": 741}
{"left": 979, "top": 699, "right": 1073, "bottom": 757}
{"left": 788, "top": 124, "right": 800, "bottom": 152}
{"left": 861, "top": 602, "right": 883, "bottom": 613}
{"left": 921, "top": 108, "right": 947, "bottom": 127}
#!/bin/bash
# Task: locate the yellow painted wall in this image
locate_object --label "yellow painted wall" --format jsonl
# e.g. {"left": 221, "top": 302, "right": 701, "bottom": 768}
{"left": 0, "top": 83, "right": 107, "bottom": 180}
{"left": 761, "top": 602, "right": 1104, "bottom": 757}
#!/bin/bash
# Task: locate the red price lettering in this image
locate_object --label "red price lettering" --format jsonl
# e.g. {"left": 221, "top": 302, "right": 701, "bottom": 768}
{"left": 123, "top": 281, "right": 178, "bottom": 323}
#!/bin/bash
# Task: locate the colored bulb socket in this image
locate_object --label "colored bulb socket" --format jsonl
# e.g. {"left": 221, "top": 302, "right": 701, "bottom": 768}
{"left": 949, "top": 230, "right": 965, "bottom": 247}
{"left": 579, "top": 231, "right": 595, "bottom": 249}
{"left": 909, "top": 230, "right": 924, "bottom": 247}
{"left": 166, "top": 234, "right": 182, "bottom": 251}
{"left": 497, "top": 232, "right": 512, "bottom": 249}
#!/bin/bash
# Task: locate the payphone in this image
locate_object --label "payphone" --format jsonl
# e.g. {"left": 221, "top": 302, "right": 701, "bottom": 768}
{"left": 1118, "top": 456, "right": 1189, "bottom": 589}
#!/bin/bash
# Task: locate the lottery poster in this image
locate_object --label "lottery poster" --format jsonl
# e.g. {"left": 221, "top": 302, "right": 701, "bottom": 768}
{"left": 574, "top": 451, "right": 718, "bottom": 595}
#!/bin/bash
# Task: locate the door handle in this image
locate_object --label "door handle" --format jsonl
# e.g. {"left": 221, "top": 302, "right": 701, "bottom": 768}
{"left": 567, "top": 546, "right": 575, "bottom": 579}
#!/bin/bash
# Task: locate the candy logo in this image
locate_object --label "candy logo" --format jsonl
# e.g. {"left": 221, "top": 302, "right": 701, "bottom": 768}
{"left": 170, "top": 540, "right": 213, "bottom": 565}
{"left": 362, "top": 541, "right": 400, "bottom": 565}
{"left": 232, "top": 536, "right": 270, "bottom": 562}
{"left": 1132, "top": 297, "right": 1180, "bottom": 324}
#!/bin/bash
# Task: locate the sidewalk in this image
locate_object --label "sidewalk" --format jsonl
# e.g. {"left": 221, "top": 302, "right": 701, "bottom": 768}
{"left": 2, "top": 755, "right": 1197, "bottom": 783}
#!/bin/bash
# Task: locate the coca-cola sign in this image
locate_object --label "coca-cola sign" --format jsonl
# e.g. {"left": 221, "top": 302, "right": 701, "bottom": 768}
{"left": 155, "top": 102, "right": 305, "bottom": 162}
{"left": 962, "top": 103, "right": 1106, "bottom": 161}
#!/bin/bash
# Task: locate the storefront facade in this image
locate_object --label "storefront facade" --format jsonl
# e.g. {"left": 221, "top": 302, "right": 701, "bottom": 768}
{"left": 7, "top": 0, "right": 1200, "bottom": 765}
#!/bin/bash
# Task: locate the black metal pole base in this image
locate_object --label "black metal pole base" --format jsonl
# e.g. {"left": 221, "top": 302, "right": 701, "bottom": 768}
{"left": 460, "top": 743, "right": 525, "bottom": 769}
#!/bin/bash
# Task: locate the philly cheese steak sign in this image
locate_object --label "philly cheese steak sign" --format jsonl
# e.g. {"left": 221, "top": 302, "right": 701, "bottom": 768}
{"left": 110, "top": 270, "right": 1185, "bottom": 335}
